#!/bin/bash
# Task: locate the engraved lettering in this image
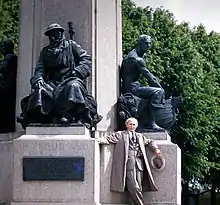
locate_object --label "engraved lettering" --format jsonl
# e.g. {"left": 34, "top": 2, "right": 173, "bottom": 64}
{"left": 32, "top": 141, "right": 67, "bottom": 152}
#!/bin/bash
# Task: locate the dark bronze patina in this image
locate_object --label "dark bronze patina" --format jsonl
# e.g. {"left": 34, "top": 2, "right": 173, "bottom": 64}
{"left": 17, "top": 23, "right": 102, "bottom": 130}
{"left": 118, "top": 35, "right": 181, "bottom": 132}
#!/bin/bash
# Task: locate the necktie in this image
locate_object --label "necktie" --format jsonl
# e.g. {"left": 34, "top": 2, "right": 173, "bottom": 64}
{"left": 131, "top": 132, "right": 135, "bottom": 143}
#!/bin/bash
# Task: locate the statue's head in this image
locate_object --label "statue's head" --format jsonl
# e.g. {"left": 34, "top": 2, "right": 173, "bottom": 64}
{"left": 137, "top": 34, "right": 151, "bottom": 53}
{"left": 44, "top": 23, "right": 65, "bottom": 44}
{"left": 0, "top": 39, "right": 14, "bottom": 55}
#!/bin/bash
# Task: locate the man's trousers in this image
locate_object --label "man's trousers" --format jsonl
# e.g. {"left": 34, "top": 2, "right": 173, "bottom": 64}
{"left": 126, "top": 166, "right": 144, "bottom": 205}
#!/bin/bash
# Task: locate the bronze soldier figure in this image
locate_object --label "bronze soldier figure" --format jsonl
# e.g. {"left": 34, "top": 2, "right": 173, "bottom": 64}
{"left": 17, "top": 23, "right": 102, "bottom": 129}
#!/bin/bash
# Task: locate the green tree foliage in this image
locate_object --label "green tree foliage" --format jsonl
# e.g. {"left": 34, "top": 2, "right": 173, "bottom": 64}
{"left": 0, "top": 0, "right": 19, "bottom": 53}
{"left": 1, "top": 0, "right": 220, "bottom": 201}
{"left": 122, "top": 0, "right": 220, "bottom": 196}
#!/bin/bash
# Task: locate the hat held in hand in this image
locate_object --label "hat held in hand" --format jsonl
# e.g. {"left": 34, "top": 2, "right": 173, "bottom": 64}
{"left": 150, "top": 155, "right": 165, "bottom": 171}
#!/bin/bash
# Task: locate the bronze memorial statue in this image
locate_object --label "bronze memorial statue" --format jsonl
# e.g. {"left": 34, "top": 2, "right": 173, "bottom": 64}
{"left": 0, "top": 39, "right": 17, "bottom": 133}
{"left": 97, "top": 117, "right": 165, "bottom": 205}
{"left": 118, "top": 34, "right": 181, "bottom": 132}
{"left": 17, "top": 23, "right": 102, "bottom": 130}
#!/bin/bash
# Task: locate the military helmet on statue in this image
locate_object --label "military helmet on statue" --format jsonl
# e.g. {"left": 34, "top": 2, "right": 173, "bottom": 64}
{"left": 44, "top": 23, "right": 65, "bottom": 36}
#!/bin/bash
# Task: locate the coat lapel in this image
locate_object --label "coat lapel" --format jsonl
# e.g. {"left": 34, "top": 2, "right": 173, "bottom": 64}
{"left": 137, "top": 133, "right": 156, "bottom": 185}
{"left": 137, "top": 133, "right": 145, "bottom": 153}
{"left": 123, "top": 131, "right": 129, "bottom": 153}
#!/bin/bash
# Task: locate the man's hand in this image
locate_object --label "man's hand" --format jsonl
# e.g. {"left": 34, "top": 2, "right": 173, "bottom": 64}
{"left": 95, "top": 137, "right": 109, "bottom": 144}
{"left": 154, "top": 148, "right": 161, "bottom": 156}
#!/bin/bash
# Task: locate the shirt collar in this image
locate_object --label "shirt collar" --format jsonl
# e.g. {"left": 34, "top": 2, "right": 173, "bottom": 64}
{"left": 128, "top": 131, "right": 135, "bottom": 136}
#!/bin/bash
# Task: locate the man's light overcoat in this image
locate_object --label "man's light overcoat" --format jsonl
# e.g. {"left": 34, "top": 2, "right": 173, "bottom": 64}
{"left": 102, "top": 130, "right": 158, "bottom": 192}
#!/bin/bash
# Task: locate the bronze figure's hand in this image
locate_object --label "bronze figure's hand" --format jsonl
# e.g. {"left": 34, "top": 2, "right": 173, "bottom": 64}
{"left": 34, "top": 79, "right": 45, "bottom": 89}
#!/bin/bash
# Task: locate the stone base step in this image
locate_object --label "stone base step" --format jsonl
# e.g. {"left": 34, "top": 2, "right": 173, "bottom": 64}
{"left": 11, "top": 203, "right": 101, "bottom": 205}
{"left": 11, "top": 203, "right": 179, "bottom": 205}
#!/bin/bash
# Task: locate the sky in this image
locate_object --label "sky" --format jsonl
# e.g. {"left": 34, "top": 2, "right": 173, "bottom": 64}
{"left": 134, "top": 0, "right": 220, "bottom": 33}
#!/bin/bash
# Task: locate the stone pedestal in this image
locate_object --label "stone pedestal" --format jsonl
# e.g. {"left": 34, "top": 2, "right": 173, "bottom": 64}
{"left": 26, "top": 124, "right": 90, "bottom": 135}
{"left": 0, "top": 132, "right": 24, "bottom": 204}
{"left": 0, "top": 140, "right": 13, "bottom": 203}
{"left": 99, "top": 131, "right": 181, "bottom": 205}
{"left": 8, "top": 128, "right": 181, "bottom": 205}
{"left": 11, "top": 127, "right": 100, "bottom": 205}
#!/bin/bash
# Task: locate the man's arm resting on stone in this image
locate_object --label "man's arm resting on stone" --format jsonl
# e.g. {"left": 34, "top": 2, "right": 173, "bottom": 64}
{"left": 143, "top": 135, "right": 161, "bottom": 154}
{"left": 96, "top": 131, "right": 122, "bottom": 144}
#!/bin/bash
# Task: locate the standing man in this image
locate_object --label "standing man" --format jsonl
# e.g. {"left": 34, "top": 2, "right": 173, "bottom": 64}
{"left": 97, "top": 117, "right": 161, "bottom": 205}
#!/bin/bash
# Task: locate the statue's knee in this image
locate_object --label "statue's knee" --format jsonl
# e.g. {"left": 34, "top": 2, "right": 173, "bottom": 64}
{"left": 160, "top": 88, "right": 165, "bottom": 96}
{"left": 150, "top": 88, "right": 165, "bottom": 104}
{"left": 71, "top": 81, "right": 80, "bottom": 89}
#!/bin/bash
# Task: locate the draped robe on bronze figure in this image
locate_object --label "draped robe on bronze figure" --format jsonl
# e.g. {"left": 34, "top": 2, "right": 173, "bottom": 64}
{"left": 20, "top": 39, "right": 99, "bottom": 126}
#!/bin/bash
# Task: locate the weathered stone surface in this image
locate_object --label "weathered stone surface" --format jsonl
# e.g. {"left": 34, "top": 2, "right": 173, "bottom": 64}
{"left": 144, "top": 143, "right": 181, "bottom": 205}
{"left": 12, "top": 135, "right": 100, "bottom": 204}
{"left": 16, "top": 0, "right": 34, "bottom": 131}
{"left": 96, "top": 130, "right": 170, "bottom": 141}
{"left": 11, "top": 203, "right": 101, "bottom": 205}
{"left": 0, "top": 141, "right": 13, "bottom": 203}
{"left": 99, "top": 133, "right": 181, "bottom": 205}
{"left": 10, "top": 130, "right": 180, "bottom": 205}
{"left": 0, "top": 132, "right": 24, "bottom": 141}
{"left": 26, "top": 125, "right": 90, "bottom": 136}
{"left": 95, "top": 0, "right": 122, "bottom": 131}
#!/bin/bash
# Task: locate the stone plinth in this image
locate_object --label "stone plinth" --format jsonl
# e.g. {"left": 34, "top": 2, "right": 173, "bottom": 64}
{"left": 10, "top": 128, "right": 181, "bottom": 205}
{"left": 96, "top": 130, "right": 170, "bottom": 141}
{"left": 26, "top": 124, "right": 89, "bottom": 135}
{"left": 11, "top": 203, "right": 101, "bottom": 205}
{"left": 99, "top": 132, "right": 181, "bottom": 205}
{"left": 12, "top": 129, "right": 100, "bottom": 205}
{"left": 0, "top": 140, "right": 13, "bottom": 203}
{"left": 0, "top": 132, "right": 25, "bottom": 203}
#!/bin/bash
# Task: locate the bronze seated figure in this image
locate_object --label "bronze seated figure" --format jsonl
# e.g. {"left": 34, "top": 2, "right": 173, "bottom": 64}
{"left": 17, "top": 23, "right": 102, "bottom": 130}
{"left": 118, "top": 35, "right": 181, "bottom": 132}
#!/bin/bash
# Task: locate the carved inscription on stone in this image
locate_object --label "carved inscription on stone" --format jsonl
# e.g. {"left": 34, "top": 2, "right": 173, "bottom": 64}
{"left": 32, "top": 141, "right": 68, "bottom": 152}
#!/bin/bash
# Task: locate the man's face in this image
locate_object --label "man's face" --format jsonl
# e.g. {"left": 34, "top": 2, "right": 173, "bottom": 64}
{"left": 126, "top": 120, "right": 138, "bottom": 132}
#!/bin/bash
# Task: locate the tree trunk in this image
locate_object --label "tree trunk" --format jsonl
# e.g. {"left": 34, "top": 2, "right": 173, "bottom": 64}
{"left": 182, "top": 181, "right": 189, "bottom": 205}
